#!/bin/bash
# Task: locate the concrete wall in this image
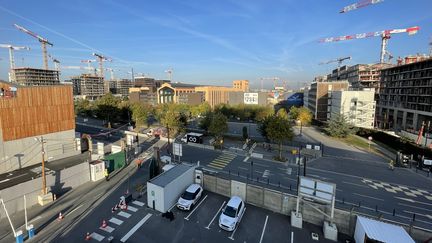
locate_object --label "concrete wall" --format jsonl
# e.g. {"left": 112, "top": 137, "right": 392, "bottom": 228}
{"left": 202, "top": 173, "right": 431, "bottom": 242}
{"left": 0, "top": 162, "right": 90, "bottom": 219}
{"left": 0, "top": 129, "right": 79, "bottom": 173}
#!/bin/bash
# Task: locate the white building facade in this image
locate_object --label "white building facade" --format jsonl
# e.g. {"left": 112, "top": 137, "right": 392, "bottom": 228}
{"left": 328, "top": 89, "right": 376, "bottom": 129}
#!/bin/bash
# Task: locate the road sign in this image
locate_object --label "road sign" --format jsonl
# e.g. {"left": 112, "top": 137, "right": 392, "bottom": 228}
{"left": 299, "top": 177, "right": 335, "bottom": 204}
{"left": 173, "top": 143, "right": 182, "bottom": 156}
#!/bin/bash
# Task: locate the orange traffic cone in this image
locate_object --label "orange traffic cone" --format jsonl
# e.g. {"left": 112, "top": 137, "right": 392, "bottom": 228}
{"left": 101, "top": 219, "right": 107, "bottom": 228}
{"left": 58, "top": 212, "right": 64, "bottom": 221}
{"left": 85, "top": 232, "right": 91, "bottom": 241}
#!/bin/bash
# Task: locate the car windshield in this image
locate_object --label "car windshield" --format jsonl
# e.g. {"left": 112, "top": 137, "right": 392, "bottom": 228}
{"left": 181, "top": 191, "right": 195, "bottom": 200}
{"left": 223, "top": 206, "right": 237, "bottom": 218}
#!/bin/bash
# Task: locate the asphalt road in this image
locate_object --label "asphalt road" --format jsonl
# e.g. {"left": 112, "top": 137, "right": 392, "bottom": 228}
{"left": 168, "top": 137, "right": 432, "bottom": 231}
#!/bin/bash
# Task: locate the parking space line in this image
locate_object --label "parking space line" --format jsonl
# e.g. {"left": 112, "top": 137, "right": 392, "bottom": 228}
{"left": 185, "top": 194, "right": 208, "bottom": 221}
{"left": 109, "top": 217, "right": 123, "bottom": 225}
{"left": 243, "top": 156, "right": 250, "bottom": 162}
{"left": 132, "top": 200, "right": 145, "bottom": 207}
{"left": 120, "top": 213, "right": 152, "bottom": 242}
{"left": 259, "top": 215, "right": 269, "bottom": 243}
{"left": 90, "top": 232, "right": 105, "bottom": 242}
{"left": 99, "top": 225, "right": 115, "bottom": 233}
{"left": 205, "top": 201, "right": 226, "bottom": 230}
{"left": 228, "top": 207, "right": 246, "bottom": 241}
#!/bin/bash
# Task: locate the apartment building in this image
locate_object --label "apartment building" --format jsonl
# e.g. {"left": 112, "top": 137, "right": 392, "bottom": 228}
{"left": 109, "top": 79, "right": 132, "bottom": 97}
{"left": 13, "top": 67, "right": 60, "bottom": 86}
{"left": 129, "top": 87, "right": 158, "bottom": 105}
{"left": 377, "top": 58, "right": 432, "bottom": 131}
{"left": 71, "top": 74, "right": 105, "bottom": 100}
{"left": 307, "top": 80, "right": 349, "bottom": 121}
{"left": 0, "top": 81, "right": 77, "bottom": 173}
{"left": 328, "top": 89, "right": 376, "bottom": 129}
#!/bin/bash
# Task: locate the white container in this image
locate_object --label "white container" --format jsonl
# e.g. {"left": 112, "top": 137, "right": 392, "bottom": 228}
{"left": 147, "top": 164, "right": 195, "bottom": 213}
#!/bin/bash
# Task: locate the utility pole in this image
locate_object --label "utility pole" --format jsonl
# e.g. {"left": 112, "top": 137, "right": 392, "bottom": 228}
{"left": 40, "top": 136, "right": 47, "bottom": 195}
{"left": 425, "top": 121, "right": 431, "bottom": 147}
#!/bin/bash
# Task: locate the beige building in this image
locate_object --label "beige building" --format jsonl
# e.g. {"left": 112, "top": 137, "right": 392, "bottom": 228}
{"left": 157, "top": 82, "right": 197, "bottom": 104}
{"left": 328, "top": 89, "right": 376, "bottom": 129}
{"left": 195, "top": 80, "right": 249, "bottom": 108}
{"left": 308, "top": 80, "right": 349, "bottom": 121}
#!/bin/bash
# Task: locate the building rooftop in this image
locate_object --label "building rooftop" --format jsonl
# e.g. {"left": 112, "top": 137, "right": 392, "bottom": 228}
{"left": 169, "top": 82, "right": 200, "bottom": 88}
{"left": 148, "top": 164, "right": 194, "bottom": 187}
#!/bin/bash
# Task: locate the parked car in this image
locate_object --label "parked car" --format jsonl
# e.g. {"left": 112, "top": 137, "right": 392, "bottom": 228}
{"left": 218, "top": 196, "right": 245, "bottom": 231}
{"left": 176, "top": 184, "right": 203, "bottom": 211}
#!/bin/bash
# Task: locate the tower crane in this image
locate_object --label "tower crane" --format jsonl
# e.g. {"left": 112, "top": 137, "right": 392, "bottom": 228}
{"left": 320, "top": 26, "right": 419, "bottom": 63}
{"left": 48, "top": 54, "right": 60, "bottom": 71}
{"left": 0, "top": 44, "right": 30, "bottom": 82}
{"left": 92, "top": 53, "right": 112, "bottom": 78}
{"left": 81, "top": 59, "right": 97, "bottom": 74}
{"left": 165, "top": 67, "right": 173, "bottom": 81}
{"left": 319, "top": 56, "right": 351, "bottom": 68}
{"left": 105, "top": 68, "right": 120, "bottom": 80}
{"left": 62, "top": 66, "right": 97, "bottom": 74}
{"left": 260, "top": 77, "right": 279, "bottom": 91}
{"left": 340, "top": 0, "right": 384, "bottom": 13}
{"left": 14, "top": 24, "right": 53, "bottom": 70}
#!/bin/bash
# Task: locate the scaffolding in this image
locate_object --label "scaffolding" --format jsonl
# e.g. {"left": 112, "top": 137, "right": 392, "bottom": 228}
{"left": 13, "top": 67, "right": 59, "bottom": 86}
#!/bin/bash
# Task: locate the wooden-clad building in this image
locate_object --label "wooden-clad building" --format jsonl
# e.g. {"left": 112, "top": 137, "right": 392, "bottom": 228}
{"left": 0, "top": 81, "right": 78, "bottom": 173}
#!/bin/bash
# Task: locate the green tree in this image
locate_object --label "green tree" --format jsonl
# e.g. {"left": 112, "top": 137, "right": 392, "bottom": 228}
{"left": 324, "top": 114, "right": 356, "bottom": 138}
{"left": 191, "top": 102, "right": 211, "bottom": 118}
{"left": 131, "top": 103, "right": 151, "bottom": 128}
{"left": 258, "top": 115, "right": 271, "bottom": 140}
{"left": 160, "top": 104, "right": 184, "bottom": 141}
{"left": 289, "top": 106, "right": 300, "bottom": 120}
{"left": 94, "top": 93, "right": 121, "bottom": 126}
{"left": 209, "top": 112, "right": 228, "bottom": 148}
{"left": 74, "top": 98, "right": 92, "bottom": 117}
{"left": 255, "top": 106, "right": 274, "bottom": 122}
{"left": 199, "top": 111, "right": 212, "bottom": 132}
{"left": 266, "top": 115, "right": 294, "bottom": 161}
{"left": 242, "top": 126, "right": 248, "bottom": 140}
{"left": 276, "top": 108, "right": 289, "bottom": 120}
{"left": 297, "top": 107, "right": 313, "bottom": 125}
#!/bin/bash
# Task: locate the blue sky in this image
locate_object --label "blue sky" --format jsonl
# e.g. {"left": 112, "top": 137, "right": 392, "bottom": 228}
{"left": 0, "top": 0, "right": 431, "bottom": 89}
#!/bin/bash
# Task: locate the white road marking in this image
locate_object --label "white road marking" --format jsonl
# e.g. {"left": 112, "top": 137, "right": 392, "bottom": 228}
{"left": 238, "top": 166, "right": 248, "bottom": 171}
{"left": 109, "top": 217, "right": 123, "bottom": 225}
{"left": 127, "top": 205, "right": 138, "bottom": 212}
{"left": 205, "top": 201, "right": 226, "bottom": 230}
{"left": 90, "top": 232, "right": 105, "bottom": 242}
{"left": 259, "top": 215, "right": 269, "bottom": 243}
{"left": 243, "top": 156, "right": 250, "bottom": 162}
{"left": 262, "top": 170, "right": 270, "bottom": 178}
{"left": 228, "top": 207, "right": 246, "bottom": 240}
{"left": 352, "top": 193, "right": 384, "bottom": 201}
{"left": 185, "top": 194, "right": 208, "bottom": 220}
{"left": 118, "top": 211, "right": 131, "bottom": 218}
{"left": 0, "top": 173, "right": 28, "bottom": 183}
{"left": 395, "top": 197, "right": 432, "bottom": 207}
{"left": 99, "top": 225, "right": 115, "bottom": 233}
{"left": 132, "top": 200, "right": 145, "bottom": 207}
{"left": 120, "top": 213, "right": 152, "bottom": 242}
{"left": 399, "top": 203, "right": 432, "bottom": 213}
{"left": 403, "top": 210, "right": 432, "bottom": 220}
{"left": 404, "top": 191, "right": 418, "bottom": 197}
{"left": 66, "top": 205, "right": 83, "bottom": 216}
{"left": 342, "top": 181, "right": 369, "bottom": 189}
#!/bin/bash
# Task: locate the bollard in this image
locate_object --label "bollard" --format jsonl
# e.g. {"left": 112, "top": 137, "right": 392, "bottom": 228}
{"left": 237, "top": 171, "right": 239, "bottom": 177}
{"left": 278, "top": 181, "right": 281, "bottom": 187}
{"left": 412, "top": 213, "right": 416, "bottom": 222}
{"left": 257, "top": 177, "right": 259, "bottom": 182}
{"left": 342, "top": 198, "right": 345, "bottom": 204}
{"left": 393, "top": 209, "right": 396, "bottom": 216}
{"left": 229, "top": 170, "right": 231, "bottom": 175}
{"left": 289, "top": 184, "right": 292, "bottom": 191}
{"left": 358, "top": 201, "right": 361, "bottom": 207}
{"left": 15, "top": 230, "right": 23, "bottom": 243}
{"left": 27, "top": 225, "right": 35, "bottom": 239}
{"left": 375, "top": 205, "right": 378, "bottom": 212}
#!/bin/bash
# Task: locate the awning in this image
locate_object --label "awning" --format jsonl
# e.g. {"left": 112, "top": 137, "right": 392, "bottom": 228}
{"left": 357, "top": 216, "right": 414, "bottom": 243}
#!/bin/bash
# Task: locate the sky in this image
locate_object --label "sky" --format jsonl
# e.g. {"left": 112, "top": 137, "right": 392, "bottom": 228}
{"left": 0, "top": 0, "right": 431, "bottom": 89}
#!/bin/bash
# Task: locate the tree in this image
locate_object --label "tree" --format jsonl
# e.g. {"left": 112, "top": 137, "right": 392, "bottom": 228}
{"left": 74, "top": 98, "right": 92, "bottom": 117}
{"left": 94, "top": 93, "right": 121, "bottom": 126}
{"left": 276, "top": 108, "right": 289, "bottom": 120}
{"left": 160, "top": 105, "right": 183, "bottom": 140}
{"left": 191, "top": 102, "right": 211, "bottom": 118}
{"left": 242, "top": 126, "right": 248, "bottom": 140}
{"left": 258, "top": 115, "right": 271, "bottom": 140}
{"left": 289, "top": 106, "right": 300, "bottom": 120}
{"left": 131, "top": 103, "right": 151, "bottom": 128}
{"left": 266, "top": 115, "right": 294, "bottom": 161}
{"left": 208, "top": 112, "right": 228, "bottom": 148}
{"left": 255, "top": 106, "right": 274, "bottom": 122}
{"left": 324, "top": 114, "right": 356, "bottom": 138}
{"left": 297, "top": 107, "right": 312, "bottom": 125}
{"left": 199, "top": 111, "right": 213, "bottom": 132}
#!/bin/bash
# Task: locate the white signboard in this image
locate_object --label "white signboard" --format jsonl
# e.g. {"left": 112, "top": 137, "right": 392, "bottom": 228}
{"left": 244, "top": 93, "right": 259, "bottom": 105}
{"left": 424, "top": 159, "right": 432, "bottom": 166}
{"left": 173, "top": 143, "right": 183, "bottom": 156}
{"left": 299, "top": 176, "right": 335, "bottom": 204}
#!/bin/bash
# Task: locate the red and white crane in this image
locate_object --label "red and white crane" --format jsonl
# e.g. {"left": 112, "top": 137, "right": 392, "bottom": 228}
{"left": 92, "top": 53, "right": 112, "bottom": 78}
{"left": 340, "top": 0, "right": 384, "bottom": 13}
{"left": 14, "top": 24, "right": 53, "bottom": 70}
{"left": 81, "top": 59, "right": 97, "bottom": 74}
{"left": 0, "top": 44, "right": 30, "bottom": 82}
{"left": 320, "top": 26, "right": 419, "bottom": 63}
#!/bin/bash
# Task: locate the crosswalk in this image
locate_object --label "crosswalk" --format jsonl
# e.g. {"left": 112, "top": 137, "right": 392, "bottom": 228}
{"left": 89, "top": 200, "right": 147, "bottom": 242}
{"left": 207, "top": 153, "right": 236, "bottom": 170}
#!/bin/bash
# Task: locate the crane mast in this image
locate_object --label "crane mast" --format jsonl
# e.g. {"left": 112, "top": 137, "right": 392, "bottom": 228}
{"left": 92, "top": 53, "right": 111, "bottom": 78}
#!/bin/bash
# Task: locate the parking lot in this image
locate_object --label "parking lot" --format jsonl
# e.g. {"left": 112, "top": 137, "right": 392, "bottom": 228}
{"left": 123, "top": 191, "right": 347, "bottom": 243}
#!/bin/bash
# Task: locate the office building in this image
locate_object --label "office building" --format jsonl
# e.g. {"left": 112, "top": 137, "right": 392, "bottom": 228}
{"left": 308, "top": 80, "right": 349, "bottom": 121}
{"left": 71, "top": 74, "right": 105, "bottom": 100}
{"left": 0, "top": 81, "right": 77, "bottom": 173}
{"left": 328, "top": 89, "right": 376, "bottom": 129}
{"left": 129, "top": 87, "right": 158, "bottom": 105}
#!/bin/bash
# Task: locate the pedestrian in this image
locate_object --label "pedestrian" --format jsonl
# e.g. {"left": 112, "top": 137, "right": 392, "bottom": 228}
{"left": 104, "top": 168, "right": 109, "bottom": 181}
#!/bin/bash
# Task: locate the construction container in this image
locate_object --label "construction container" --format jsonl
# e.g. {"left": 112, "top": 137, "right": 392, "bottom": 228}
{"left": 103, "top": 151, "right": 126, "bottom": 173}
{"left": 147, "top": 164, "right": 195, "bottom": 213}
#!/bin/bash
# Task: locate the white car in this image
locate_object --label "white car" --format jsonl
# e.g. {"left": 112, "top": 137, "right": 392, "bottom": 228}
{"left": 219, "top": 196, "right": 246, "bottom": 231}
{"left": 176, "top": 184, "right": 203, "bottom": 211}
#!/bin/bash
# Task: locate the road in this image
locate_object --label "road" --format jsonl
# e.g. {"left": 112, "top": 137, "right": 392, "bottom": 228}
{"left": 167, "top": 129, "right": 432, "bottom": 231}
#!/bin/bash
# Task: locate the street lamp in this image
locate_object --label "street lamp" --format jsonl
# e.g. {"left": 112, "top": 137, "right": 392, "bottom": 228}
{"left": 297, "top": 119, "right": 303, "bottom": 136}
